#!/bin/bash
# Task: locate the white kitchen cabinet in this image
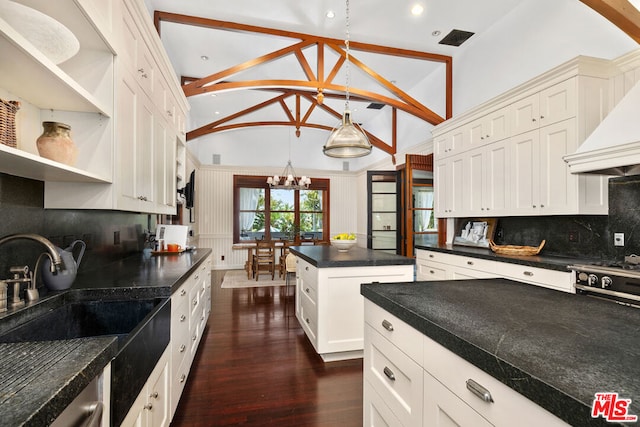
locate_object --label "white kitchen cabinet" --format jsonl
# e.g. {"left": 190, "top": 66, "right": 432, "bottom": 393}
{"left": 434, "top": 127, "right": 465, "bottom": 158}
{"left": 0, "top": 0, "right": 115, "bottom": 184}
{"left": 41, "top": 0, "right": 189, "bottom": 213}
{"left": 468, "top": 140, "right": 510, "bottom": 216}
{"left": 121, "top": 347, "right": 170, "bottom": 427}
{"left": 169, "top": 254, "right": 212, "bottom": 419}
{"left": 363, "top": 300, "right": 570, "bottom": 427}
{"left": 415, "top": 249, "right": 573, "bottom": 292}
{"left": 422, "top": 334, "right": 569, "bottom": 427}
{"left": 434, "top": 155, "right": 464, "bottom": 217}
{"left": 432, "top": 58, "right": 610, "bottom": 218}
{"left": 295, "top": 257, "right": 414, "bottom": 362}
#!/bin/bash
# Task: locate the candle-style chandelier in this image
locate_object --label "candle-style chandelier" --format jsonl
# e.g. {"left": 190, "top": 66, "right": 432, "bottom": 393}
{"left": 266, "top": 160, "right": 311, "bottom": 190}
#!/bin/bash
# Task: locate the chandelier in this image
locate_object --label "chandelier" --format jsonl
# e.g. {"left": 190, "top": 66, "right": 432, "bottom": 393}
{"left": 267, "top": 160, "right": 311, "bottom": 190}
{"left": 323, "top": 0, "right": 372, "bottom": 158}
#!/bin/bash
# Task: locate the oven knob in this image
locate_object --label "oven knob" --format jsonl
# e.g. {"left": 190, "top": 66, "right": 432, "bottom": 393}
{"left": 601, "top": 276, "right": 612, "bottom": 289}
{"left": 578, "top": 272, "right": 588, "bottom": 282}
{"left": 588, "top": 274, "right": 598, "bottom": 286}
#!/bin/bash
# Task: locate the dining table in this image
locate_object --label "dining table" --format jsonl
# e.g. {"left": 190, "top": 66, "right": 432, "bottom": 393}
{"left": 232, "top": 241, "right": 285, "bottom": 279}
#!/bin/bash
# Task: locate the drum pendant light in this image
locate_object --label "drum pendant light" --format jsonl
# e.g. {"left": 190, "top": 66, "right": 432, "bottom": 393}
{"left": 323, "top": 0, "right": 372, "bottom": 158}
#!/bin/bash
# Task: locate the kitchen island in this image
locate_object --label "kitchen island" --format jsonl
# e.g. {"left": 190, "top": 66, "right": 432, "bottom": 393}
{"left": 290, "top": 245, "right": 414, "bottom": 362}
{"left": 361, "top": 278, "right": 640, "bottom": 427}
{"left": 0, "top": 248, "right": 212, "bottom": 427}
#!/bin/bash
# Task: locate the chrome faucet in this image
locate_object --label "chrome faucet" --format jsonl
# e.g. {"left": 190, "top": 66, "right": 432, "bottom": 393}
{"left": 0, "top": 234, "right": 64, "bottom": 273}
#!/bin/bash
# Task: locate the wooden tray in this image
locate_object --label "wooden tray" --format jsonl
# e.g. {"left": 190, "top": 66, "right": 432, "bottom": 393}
{"left": 489, "top": 240, "right": 545, "bottom": 256}
{"left": 151, "top": 249, "right": 185, "bottom": 255}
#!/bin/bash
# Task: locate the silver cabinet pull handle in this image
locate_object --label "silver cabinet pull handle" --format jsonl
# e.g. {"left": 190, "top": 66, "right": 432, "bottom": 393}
{"left": 180, "top": 314, "right": 186, "bottom": 322}
{"left": 428, "top": 254, "right": 434, "bottom": 258}
{"left": 81, "top": 402, "right": 103, "bottom": 427}
{"left": 180, "top": 374, "right": 186, "bottom": 383}
{"left": 429, "top": 270, "right": 435, "bottom": 274}
{"left": 180, "top": 289, "right": 186, "bottom": 296}
{"left": 466, "top": 379, "right": 494, "bottom": 403}
{"left": 523, "top": 271, "right": 534, "bottom": 276}
{"left": 179, "top": 344, "right": 186, "bottom": 353}
{"left": 150, "top": 391, "right": 159, "bottom": 399}
{"left": 381, "top": 319, "right": 394, "bottom": 332}
{"left": 383, "top": 366, "right": 396, "bottom": 381}
{"left": 144, "top": 403, "right": 153, "bottom": 410}
{"left": 467, "top": 261, "right": 474, "bottom": 265}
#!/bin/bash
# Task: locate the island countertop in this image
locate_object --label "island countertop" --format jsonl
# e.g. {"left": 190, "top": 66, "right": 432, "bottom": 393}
{"left": 290, "top": 245, "right": 414, "bottom": 268}
{"left": 361, "top": 278, "right": 640, "bottom": 427}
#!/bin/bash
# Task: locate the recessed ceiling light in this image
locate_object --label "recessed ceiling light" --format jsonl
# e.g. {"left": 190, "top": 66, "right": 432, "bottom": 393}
{"left": 201, "top": 55, "right": 209, "bottom": 61}
{"left": 210, "top": 94, "right": 217, "bottom": 97}
{"left": 214, "top": 111, "right": 220, "bottom": 115}
{"left": 432, "top": 30, "right": 441, "bottom": 37}
{"left": 411, "top": 4, "right": 424, "bottom": 16}
{"left": 326, "top": 10, "right": 335, "bottom": 19}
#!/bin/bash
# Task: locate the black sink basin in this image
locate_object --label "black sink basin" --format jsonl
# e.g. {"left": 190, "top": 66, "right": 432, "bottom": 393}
{"left": 0, "top": 298, "right": 165, "bottom": 347}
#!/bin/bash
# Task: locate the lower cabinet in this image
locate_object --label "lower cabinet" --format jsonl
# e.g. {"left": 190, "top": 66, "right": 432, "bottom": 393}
{"left": 120, "top": 348, "right": 170, "bottom": 427}
{"left": 122, "top": 254, "right": 212, "bottom": 427}
{"left": 295, "top": 257, "right": 414, "bottom": 362}
{"left": 170, "top": 254, "right": 212, "bottom": 418}
{"left": 363, "top": 300, "right": 570, "bottom": 427}
{"left": 415, "top": 249, "right": 573, "bottom": 293}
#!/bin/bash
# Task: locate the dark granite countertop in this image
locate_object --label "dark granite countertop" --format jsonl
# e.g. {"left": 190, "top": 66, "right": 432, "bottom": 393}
{"left": 361, "top": 279, "right": 640, "bottom": 427}
{"left": 0, "top": 248, "right": 212, "bottom": 426}
{"left": 290, "top": 245, "right": 414, "bottom": 268}
{"left": 416, "top": 243, "right": 600, "bottom": 272}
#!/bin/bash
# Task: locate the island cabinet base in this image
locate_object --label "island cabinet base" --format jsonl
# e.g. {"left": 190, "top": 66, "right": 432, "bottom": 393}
{"left": 295, "top": 258, "right": 413, "bottom": 362}
{"left": 364, "top": 300, "right": 570, "bottom": 427}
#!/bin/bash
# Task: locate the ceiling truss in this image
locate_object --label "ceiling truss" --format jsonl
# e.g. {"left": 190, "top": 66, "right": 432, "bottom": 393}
{"left": 154, "top": 11, "right": 453, "bottom": 157}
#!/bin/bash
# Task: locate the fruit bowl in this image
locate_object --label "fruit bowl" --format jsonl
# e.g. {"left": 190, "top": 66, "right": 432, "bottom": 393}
{"left": 330, "top": 238, "right": 357, "bottom": 252}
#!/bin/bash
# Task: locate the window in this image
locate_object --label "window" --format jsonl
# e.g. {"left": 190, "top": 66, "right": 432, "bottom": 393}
{"left": 233, "top": 175, "right": 330, "bottom": 243}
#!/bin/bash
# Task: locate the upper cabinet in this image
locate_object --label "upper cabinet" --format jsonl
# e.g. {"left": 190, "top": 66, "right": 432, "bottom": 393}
{"left": 31, "top": 0, "right": 189, "bottom": 214}
{"left": 433, "top": 56, "right": 612, "bottom": 218}
{"left": 0, "top": 0, "right": 116, "bottom": 183}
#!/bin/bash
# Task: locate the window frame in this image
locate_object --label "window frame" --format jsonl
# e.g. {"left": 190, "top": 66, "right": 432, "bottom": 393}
{"left": 233, "top": 175, "right": 330, "bottom": 244}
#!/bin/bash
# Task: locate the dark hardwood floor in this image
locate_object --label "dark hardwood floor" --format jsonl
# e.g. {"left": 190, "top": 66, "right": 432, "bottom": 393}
{"left": 171, "top": 270, "right": 364, "bottom": 426}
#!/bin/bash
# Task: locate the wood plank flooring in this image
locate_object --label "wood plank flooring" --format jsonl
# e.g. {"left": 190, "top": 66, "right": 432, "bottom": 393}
{"left": 170, "top": 270, "right": 364, "bottom": 426}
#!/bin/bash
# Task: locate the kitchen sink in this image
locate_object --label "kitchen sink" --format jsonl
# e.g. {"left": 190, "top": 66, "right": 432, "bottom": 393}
{"left": 0, "top": 296, "right": 171, "bottom": 427}
{"left": 0, "top": 298, "right": 167, "bottom": 347}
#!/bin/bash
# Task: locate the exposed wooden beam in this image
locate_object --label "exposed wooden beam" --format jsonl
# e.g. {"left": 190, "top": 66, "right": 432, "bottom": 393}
{"left": 155, "top": 11, "right": 454, "bottom": 157}
{"left": 580, "top": 0, "right": 640, "bottom": 43}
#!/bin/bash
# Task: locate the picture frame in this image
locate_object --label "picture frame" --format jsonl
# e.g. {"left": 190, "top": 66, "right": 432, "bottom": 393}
{"left": 453, "top": 218, "right": 497, "bottom": 248}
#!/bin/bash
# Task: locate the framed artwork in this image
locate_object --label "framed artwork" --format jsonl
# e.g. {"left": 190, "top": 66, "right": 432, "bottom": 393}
{"left": 453, "top": 218, "right": 497, "bottom": 248}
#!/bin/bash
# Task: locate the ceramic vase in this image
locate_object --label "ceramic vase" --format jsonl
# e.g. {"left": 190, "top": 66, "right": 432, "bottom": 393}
{"left": 36, "top": 121, "right": 78, "bottom": 166}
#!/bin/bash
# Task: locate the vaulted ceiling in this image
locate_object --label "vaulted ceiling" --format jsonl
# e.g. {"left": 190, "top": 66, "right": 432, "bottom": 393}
{"left": 144, "top": 0, "right": 640, "bottom": 168}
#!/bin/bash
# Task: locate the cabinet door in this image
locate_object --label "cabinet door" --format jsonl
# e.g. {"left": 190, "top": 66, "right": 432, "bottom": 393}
{"left": 148, "top": 359, "right": 170, "bottom": 427}
{"left": 117, "top": 70, "right": 141, "bottom": 212}
{"left": 137, "top": 95, "right": 155, "bottom": 207}
{"left": 538, "top": 119, "right": 576, "bottom": 214}
{"left": 468, "top": 148, "right": 484, "bottom": 214}
{"left": 510, "top": 94, "right": 539, "bottom": 136}
{"left": 483, "top": 140, "right": 509, "bottom": 215}
{"left": 510, "top": 130, "right": 538, "bottom": 214}
{"left": 539, "top": 79, "right": 576, "bottom": 127}
{"left": 153, "top": 117, "right": 168, "bottom": 209}
{"left": 435, "top": 155, "right": 465, "bottom": 217}
{"left": 485, "top": 107, "right": 510, "bottom": 142}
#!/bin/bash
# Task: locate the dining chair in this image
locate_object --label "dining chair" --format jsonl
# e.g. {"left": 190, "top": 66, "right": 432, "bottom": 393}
{"left": 278, "top": 240, "right": 292, "bottom": 279}
{"left": 253, "top": 240, "right": 275, "bottom": 280}
{"left": 284, "top": 252, "right": 297, "bottom": 322}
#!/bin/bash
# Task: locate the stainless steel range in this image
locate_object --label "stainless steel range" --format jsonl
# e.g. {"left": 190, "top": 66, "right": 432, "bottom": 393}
{"left": 570, "top": 256, "right": 640, "bottom": 307}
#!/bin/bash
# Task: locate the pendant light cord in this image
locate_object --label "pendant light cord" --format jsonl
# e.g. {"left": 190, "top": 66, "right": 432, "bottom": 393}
{"left": 345, "top": 0, "right": 351, "bottom": 111}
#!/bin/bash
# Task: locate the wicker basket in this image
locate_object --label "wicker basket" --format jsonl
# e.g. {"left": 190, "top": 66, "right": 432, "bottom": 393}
{"left": 489, "top": 239, "right": 545, "bottom": 256}
{"left": 0, "top": 99, "right": 20, "bottom": 148}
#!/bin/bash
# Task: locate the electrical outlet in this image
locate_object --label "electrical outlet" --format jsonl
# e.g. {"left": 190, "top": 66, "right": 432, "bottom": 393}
{"left": 221, "top": 255, "right": 225, "bottom": 261}
{"left": 614, "top": 232, "right": 625, "bottom": 247}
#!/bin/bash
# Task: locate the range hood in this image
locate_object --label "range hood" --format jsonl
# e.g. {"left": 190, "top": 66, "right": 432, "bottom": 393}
{"left": 564, "top": 81, "right": 640, "bottom": 176}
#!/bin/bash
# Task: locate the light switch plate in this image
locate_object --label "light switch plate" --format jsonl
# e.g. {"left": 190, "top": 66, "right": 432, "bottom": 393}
{"left": 614, "top": 232, "right": 625, "bottom": 247}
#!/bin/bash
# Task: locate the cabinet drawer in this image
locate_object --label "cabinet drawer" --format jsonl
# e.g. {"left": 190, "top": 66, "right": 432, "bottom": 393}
{"left": 500, "top": 263, "right": 572, "bottom": 292}
{"left": 423, "top": 371, "right": 493, "bottom": 427}
{"left": 364, "top": 379, "right": 403, "bottom": 427}
{"left": 299, "top": 277, "right": 318, "bottom": 304}
{"left": 365, "top": 325, "right": 423, "bottom": 427}
{"left": 423, "top": 336, "right": 569, "bottom": 427}
{"left": 189, "top": 283, "right": 201, "bottom": 329}
{"left": 297, "top": 259, "right": 317, "bottom": 285}
{"left": 365, "top": 300, "right": 423, "bottom": 363}
{"left": 416, "top": 261, "right": 447, "bottom": 281}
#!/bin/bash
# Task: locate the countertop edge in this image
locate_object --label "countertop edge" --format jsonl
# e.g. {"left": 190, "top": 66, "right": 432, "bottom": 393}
{"left": 361, "top": 284, "right": 613, "bottom": 427}
{"left": 415, "top": 244, "right": 590, "bottom": 272}
{"left": 290, "top": 246, "right": 414, "bottom": 268}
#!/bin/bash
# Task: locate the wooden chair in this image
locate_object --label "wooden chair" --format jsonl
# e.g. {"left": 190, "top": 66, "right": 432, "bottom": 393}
{"left": 278, "top": 241, "right": 292, "bottom": 279}
{"left": 253, "top": 240, "right": 275, "bottom": 280}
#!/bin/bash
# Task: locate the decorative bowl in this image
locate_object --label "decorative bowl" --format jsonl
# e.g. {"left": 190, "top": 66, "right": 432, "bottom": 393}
{"left": 330, "top": 238, "right": 357, "bottom": 252}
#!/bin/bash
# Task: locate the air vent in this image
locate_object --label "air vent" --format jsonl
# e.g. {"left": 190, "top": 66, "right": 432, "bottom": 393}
{"left": 343, "top": 161, "right": 350, "bottom": 171}
{"left": 212, "top": 154, "right": 221, "bottom": 164}
{"left": 439, "top": 29, "right": 475, "bottom": 47}
{"left": 367, "top": 102, "right": 385, "bottom": 110}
